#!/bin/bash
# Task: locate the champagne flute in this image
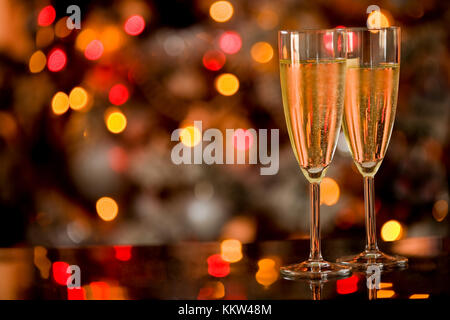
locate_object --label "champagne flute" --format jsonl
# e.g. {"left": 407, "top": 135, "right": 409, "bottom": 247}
{"left": 337, "top": 27, "right": 407, "bottom": 269}
{"left": 278, "top": 29, "right": 351, "bottom": 279}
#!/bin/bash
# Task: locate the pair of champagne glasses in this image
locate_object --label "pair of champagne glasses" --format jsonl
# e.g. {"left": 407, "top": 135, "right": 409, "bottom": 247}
{"left": 279, "top": 27, "right": 407, "bottom": 279}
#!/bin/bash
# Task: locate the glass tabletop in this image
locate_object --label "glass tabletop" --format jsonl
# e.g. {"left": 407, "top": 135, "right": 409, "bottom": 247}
{"left": 0, "top": 237, "right": 448, "bottom": 300}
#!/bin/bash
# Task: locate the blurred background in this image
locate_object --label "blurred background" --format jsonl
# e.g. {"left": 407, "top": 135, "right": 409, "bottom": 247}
{"left": 0, "top": 0, "right": 448, "bottom": 248}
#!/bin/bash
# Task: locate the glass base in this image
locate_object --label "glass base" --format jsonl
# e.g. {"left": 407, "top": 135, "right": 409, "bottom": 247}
{"left": 336, "top": 250, "right": 408, "bottom": 271}
{"left": 280, "top": 259, "right": 352, "bottom": 280}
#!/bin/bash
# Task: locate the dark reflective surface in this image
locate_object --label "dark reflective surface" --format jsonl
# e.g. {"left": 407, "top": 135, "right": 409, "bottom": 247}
{"left": 0, "top": 237, "right": 448, "bottom": 300}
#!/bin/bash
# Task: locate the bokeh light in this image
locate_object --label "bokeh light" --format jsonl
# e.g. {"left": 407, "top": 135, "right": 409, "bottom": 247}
{"left": 219, "top": 31, "right": 242, "bottom": 54}
{"left": 377, "top": 290, "right": 396, "bottom": 299}
{"left": 76, "top": 29, "right": 97, "bottom": 51}
{"left": 209, "top": 1, "right": 234, "bottom": 23}
{"left": 100, "top": 26, "right": 124, "bottom": 52}
{"left": 409, "top": 294, "right": 430, "bottom": 299}
{"left": 207, "top": 254, "right": 230, "bottom": 277}
{"left": 47, "top": 49, "right": 67, "bottom": 72}
{"left": 105, "top": 109, "right": 127, "bottom": 134}
{"left": 320, "top": 177, "right": 340, "bottom": 206}
{"left": 250, "top": 42, "right": 274, "bottom": 63}
{"left": 257, "top": 8, "right": 278, "bottom": 30}
{"left": 69, "top": 87, "right": 88, "bottom": 110}
{"left": 52, "top": 261, "right": 70, "bottom": 285}
{"left": 432, "top": 199, "right": 448, "bottom": 222}
{"left": 84, "top": 40, "right": 104, "bottom": 60}
{"left": 215, "top": 73, "right": 239, "bottom": 96}
{"left": 255, "top": 258, "right": 278, "bottom": 287}
{"left": 124, "top": 15, "right": 145, "bottom": 36}
{"left": 336, "top": 275, "right": 359, "bottom": 294}
{"left": 114, "top": 245, "right": 132, "bottom": 261}
{"left": 96, "top": 197, "right": 119, "bottom": 221}
{"left": 109, "top": 84, "right": 129, "bottom": 105}
{"left": 367, "top": 10, "right": 390, "bottom": 29}
{"left": 381, "top": 220, "right": 403, "bottom": 241}
{"left": 29, "top": 50, "right": 47, "bottom": 73}
{"left": 220, "top": 239, "right": 243, "bottom": 263}
{"left": 89, "top": 281, "right": 110, "bottom": 300}
{"left": 37, "top": 5, "right": 56, "bottom": 27}
{"left": 197, "top": 281, "right": 225, "bottom": 300}
{"left": 202, "top": 50, "right": 226, "bottom": 71}
{"left": 51, "top": 92, "right": 70, "bottom": 115}
{"left": 67, "top": 287, "right": 86, "bottom": 300}
{"left": 180, "top": 125, "right": 202, "bottom": 147}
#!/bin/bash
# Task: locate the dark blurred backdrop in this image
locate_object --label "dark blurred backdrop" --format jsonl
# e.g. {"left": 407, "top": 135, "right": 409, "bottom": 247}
{"left": 0, "top": 0, "right": 448, "bottom": 247}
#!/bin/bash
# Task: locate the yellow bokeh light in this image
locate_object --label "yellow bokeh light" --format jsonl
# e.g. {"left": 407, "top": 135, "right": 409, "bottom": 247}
{"left": 432, "top": 199, "right": 448, "bottom": 222}
{"left": 180, "top": 125, "right": 202, "bottom": 147}
{"left": 409, "top": 294, "right": 429, "bottom": 299}
{"left": 209, "top": 1, "right": 234, "bottom": 23}
{"left": 96, "top": 197, "right": 119, "bottom": 221}
{"left": 376, "top": 290, "right": 396, "bottom": 299}
{"left": 215, "top": 73, "right": 239, "bottom": 96}
{"left": 257, "top": 8, "right": 278, "bottom": 30}
{"left": 381, "top": 220, "right": 403, "bottom": 241}
{"left": 255, "top": 258, "right": 278, "bottom": 287}
{"left": 220, "top": 239, "right": 243, "bottom": 263}
{"left": 69, "top": 87, "right": 88, "bottom": 110}
{"left": 367, "top": 11, "right": 390, "bottom": 29}
{"left": 100, "top": 26, "right": 124, "bottom": 53}
{"left": 320, "top": 177, "right": 340, "bottom": 206}
{"left": 76, "top": 29, "right": 97, "bottom": 51}
{"left": 29, "top": 50, "right": 47, "bottom": 73}
{"left": 250, "top": 42, "right": 274, "bottom": 64}
{"left": 51, "top": 92, "right": 70, "bottom": 115}
{"left": 105, "top": 109, "right": 127, "bottom": 134}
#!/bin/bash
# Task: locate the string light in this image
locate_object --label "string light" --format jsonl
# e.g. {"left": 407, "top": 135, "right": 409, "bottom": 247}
{"left": 215, "top": 73, "right": 239, "bottom": 96}
{"left": 96, "top": 197, "right": 119, "bottom": 221}
{"left": 29, "top": 50, "right": 47, "bottom": 73}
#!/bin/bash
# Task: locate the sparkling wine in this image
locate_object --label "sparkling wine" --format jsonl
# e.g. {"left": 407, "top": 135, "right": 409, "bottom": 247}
{"left": 342, "top": 63, "right": 400, "bottom": 176}
{"left": 280, "top": 59, "right": 346, "bottom": 182}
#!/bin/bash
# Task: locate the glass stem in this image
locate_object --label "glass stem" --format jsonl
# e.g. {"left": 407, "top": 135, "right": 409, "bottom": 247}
{"left": 364, "top": 176, "right": 379, "bottom": 252}
{"left": 309, "top": 182, "right": 323, "bottom": 261}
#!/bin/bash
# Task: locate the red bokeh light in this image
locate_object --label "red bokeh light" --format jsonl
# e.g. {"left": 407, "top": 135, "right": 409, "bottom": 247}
{"left": 219, "top": 31, "right": 242, "bottom": 54}
{"left": 113, "top": 245, "right": 132, "bottom": 261}
{"left": 84, "top": 40, "right": 104, "bottom": 60}
{"left": 124, "top": 15, "right": 145, "bottom": 36}
{"left": 52, "top": 261, "right": 70, "bottom": 286}
{"left": 109, "top": 84, "right": 129, "bottom": 105}
{"left": 202, "top": 50, "right": 226, "bottom": 71}
{"left": 233, "top": 129, "right": 253, "bottom": 151}
{"left": 67, "top": 287, "right": 86, "bottom": 300}
{"left": 207, "top": 254, "right": 230, "bottom": 278}
{"left": 337, "top": 275, "right": 359, "bottom": 295}
{"left": 38, "top": 5, "right": 56, "bottom": 27}
{"left": 47, "top": 49, "right": 67, "bottom": 72}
